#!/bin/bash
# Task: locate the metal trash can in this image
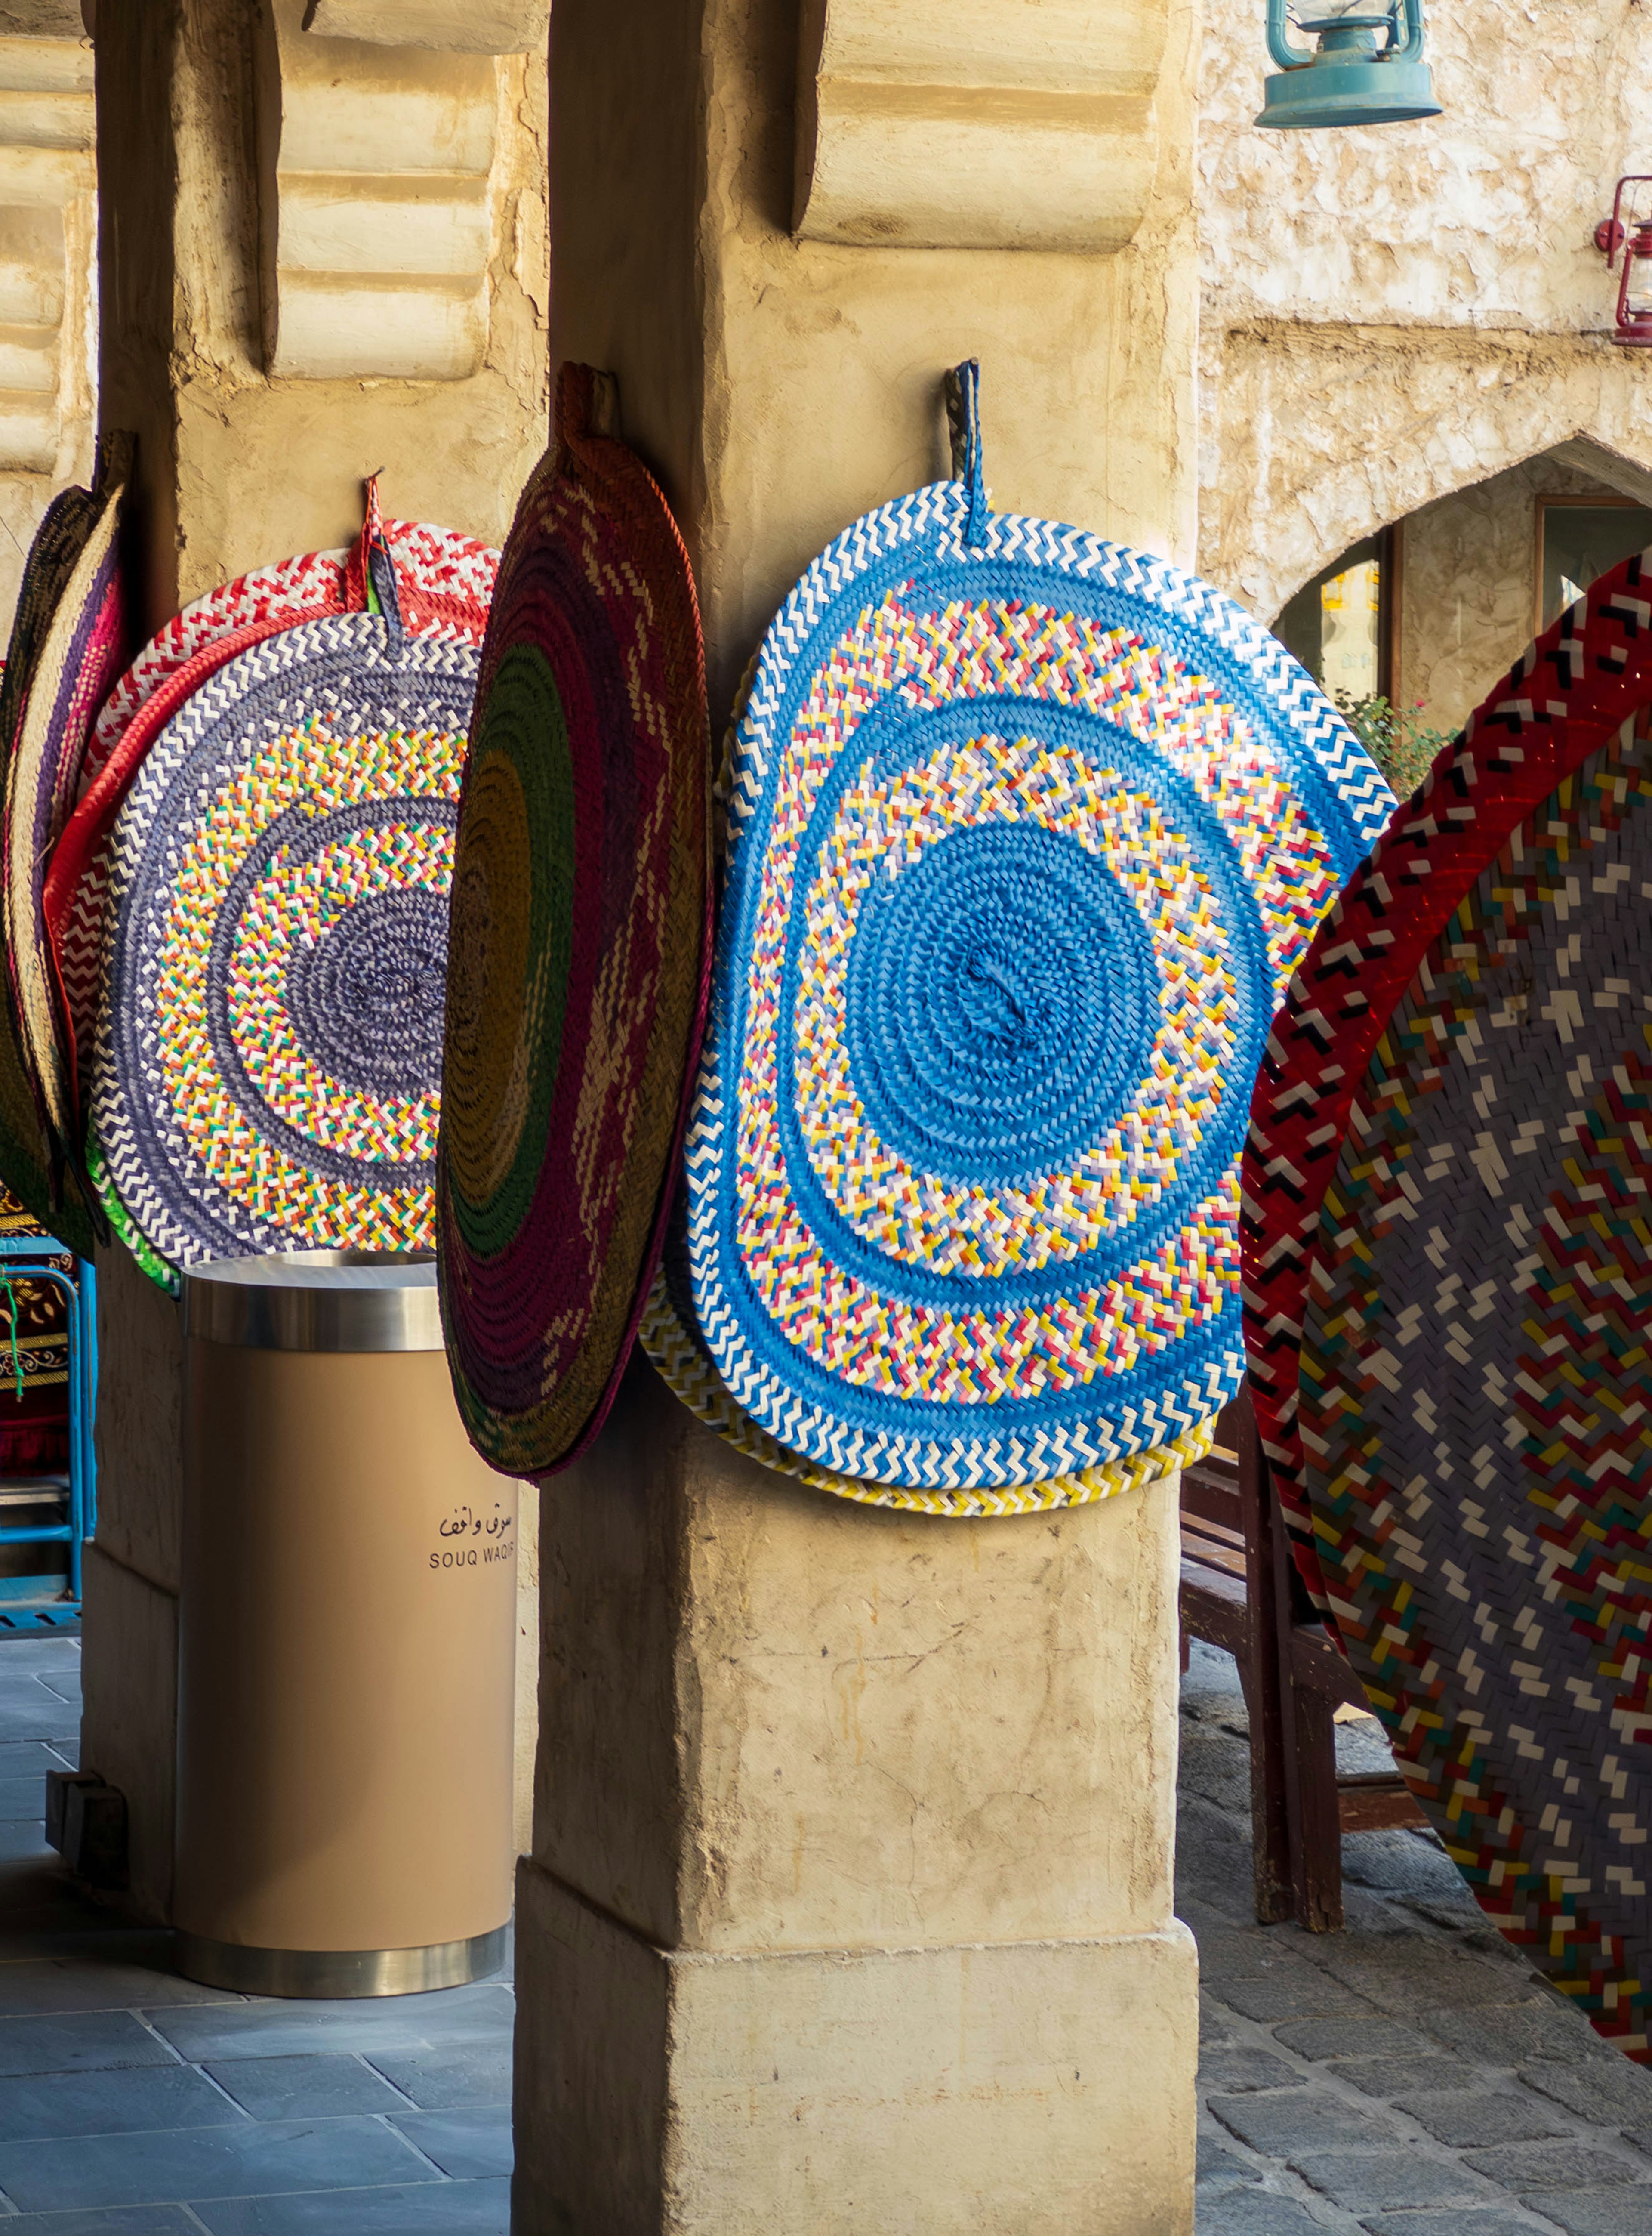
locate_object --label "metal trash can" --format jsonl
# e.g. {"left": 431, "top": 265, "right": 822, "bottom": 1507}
{"left": 173, "top": 1252, "right": 517, "bottom": 1997}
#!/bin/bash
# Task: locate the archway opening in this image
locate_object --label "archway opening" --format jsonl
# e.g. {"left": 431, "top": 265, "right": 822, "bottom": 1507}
{"left": 1272, "top": 442, "right": 1652, "bottom": 794}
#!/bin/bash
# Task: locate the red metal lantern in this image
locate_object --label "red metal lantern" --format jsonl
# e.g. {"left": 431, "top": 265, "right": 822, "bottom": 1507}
{"left": 1595, "top": 177, "right": 1652, "bottom": 348}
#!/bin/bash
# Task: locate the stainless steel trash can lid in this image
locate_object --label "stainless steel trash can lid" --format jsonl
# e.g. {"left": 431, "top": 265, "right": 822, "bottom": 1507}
{"left": 183, "top": 1251, "right": 442, "bottom": 1353}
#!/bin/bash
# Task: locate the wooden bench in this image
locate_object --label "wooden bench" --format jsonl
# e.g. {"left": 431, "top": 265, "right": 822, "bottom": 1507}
{"left": 1179, "top": 1393, "right": 1426, "bottom": 1931}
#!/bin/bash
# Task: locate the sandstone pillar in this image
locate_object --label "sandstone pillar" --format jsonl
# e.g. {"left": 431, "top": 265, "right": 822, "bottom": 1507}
{"left": 515, "top": 3, "right": 1201, "bottom": 2228}
{"left": 81, "top": 0, "right": 548, "bottom": 1920}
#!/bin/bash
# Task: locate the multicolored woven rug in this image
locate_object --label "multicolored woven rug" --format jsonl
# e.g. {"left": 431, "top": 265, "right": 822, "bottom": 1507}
{"left": 1245, "top": 546, "right": 1652, "bottom": 1615}
{"left": 92, "top": 519, "right": 484, "bottom": 1270}
{"left": 1245, "top": 547, "right": 1652, "bottom": 2057}
{"left": 660, "top": 361, "right": 1393, "bottom": 1498}
{"left": 6, "top": 435, "right": 130, "bottom": 1183}
{"left": 0, "top": 436, "right": 132, "bottom": 1257}
{"left": 438, "top": 363, "right": 711, "bottom": 1479}
{"left": 46, "top": 504, "right": 496, "bottom": 1128}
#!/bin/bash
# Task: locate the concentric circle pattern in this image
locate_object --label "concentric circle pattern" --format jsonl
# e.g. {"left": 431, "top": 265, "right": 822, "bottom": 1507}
{"left": 437, "top": 363, "right": 709, "bottom": 1482}
{"left": 678, "top": 479, "right": 1393, "bottom": 1493}
{"left": 49, "top": 522, "right": 496, "bottom": 1125}
{"left": 93, "top": 612, "right": 478, "bottom": 1268}
{"left": 1298, "top": 713, "right": 1652, "bottom": 2059}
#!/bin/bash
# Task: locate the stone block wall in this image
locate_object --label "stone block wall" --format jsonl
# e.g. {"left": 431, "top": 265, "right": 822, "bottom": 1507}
{"left": 1195, "top": 0, "right": 1652, "bottom": 630}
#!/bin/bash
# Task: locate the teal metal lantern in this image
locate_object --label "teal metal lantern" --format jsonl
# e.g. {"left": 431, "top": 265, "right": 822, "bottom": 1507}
{"left": 1258, "top": 0, "right": 1443, "bottom": 129}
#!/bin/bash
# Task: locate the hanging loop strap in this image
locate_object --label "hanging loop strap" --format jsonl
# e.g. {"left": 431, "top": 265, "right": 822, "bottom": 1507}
{"left": 943, "top": 359, "right": 989, "bottom": 551}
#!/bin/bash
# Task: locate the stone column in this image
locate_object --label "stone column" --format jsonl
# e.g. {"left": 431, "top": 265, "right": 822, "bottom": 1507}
{"left": 515, "top": 2, "right": 1201, "bottom": 2229}
{"left": 80, "top": 0, "right": 548, "bottom": 1920}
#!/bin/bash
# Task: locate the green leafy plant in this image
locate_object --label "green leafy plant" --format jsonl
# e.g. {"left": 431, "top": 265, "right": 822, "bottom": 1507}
{"left": 1334, "top": 692, "right": 1454, "bottom": 801}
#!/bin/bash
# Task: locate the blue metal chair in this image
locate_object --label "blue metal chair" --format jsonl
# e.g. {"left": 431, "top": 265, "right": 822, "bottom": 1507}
{"left": 0, "top": 1231, "right": 96, "bottom": 1628}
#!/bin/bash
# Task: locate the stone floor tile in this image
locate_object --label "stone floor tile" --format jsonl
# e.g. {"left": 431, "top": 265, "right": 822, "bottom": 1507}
{"left": 147, "top": 1984, "right": 515, "bottom": 2065}
{"left": 0, "top": 2061, "right": 243, "bottom": 2142}
{"left": 388, "top": 2109, "right": 512, "bottom": 2180}
{"left": 0, "top": 1740, "right": 71, "bottom": 1774}
{"left": 1518, "top": 2192, "right": 1652, "bottom": 2236}
{"left": 362, "top": 2046, "right": 512, "bottom": 2111}
{"left": 0, "top": 1962, "right": 243, "bottom": 2018}
{"left": 0, "top": 1775, "right": 51, "bottom": 1819}
{"left": 1198, "top": 2048, "right": 1308, "bottom": 2095}
{"left": 204, "top": 2053, "right": 409, "bottom": 2120}
{"left": 1341, "top": 1830, "right": 1467, "bottom": 1899}
{"left": 0, "top": 1683, "right": 82, "bottom": 1743}
{"left": 1208, "top": 2088, "right": 1402, "bottom": 2155}
{"left": 1200, "top": 1994, "right": 1239, "bottom": 2048}
{"left": 0, "top": 2210, "right": 208, "bottom": 2233}
{"left": 1466, "top": 2141, "right": 1647, "bottom": 2188}
{"left": 1216, "top": 1977, "right": 1381, "bottom": 2024}
{"left": 1197, "top": 2133, "right": 1261, "bottom": 2190}
{"left": 191, "top": 2178, "right": 511, "bottom": 2235}
{"left": 1523, "top": 2058, "right": 1652, "bottom": 2128}
{"left": 1420, "top": 2003, "right": 1603, "bottom": 2068}
{"left": 1270, "top": 2017, "right": 1430, "bottom": 2063}
{"left": 1356, "top": 2213, "right": 1548, "bottom": 2236}
{"left": 1313, "top": 1946, "right": 1541, "bottom": 2020}
{"left": 1198, "top": 1933, "right": 1328, "bottom": 1986}
{"left": 1328, "top": 2054, "right": 1479, "bottom": 2100}
{"left": 1393, "top": 2089, "right": 1575, "bottom": 2148}
{"left": 0, "top": 2011, "right": 180, "bottom": 2078}
{"left": 0, "top": 2116, "right": 436, "bottom": 2213}
{"left": 0, "top": 1637, "right": 81, "bottom": 1668}
{"left": 1193, "top": 2187, "right": 1333, "bottom": 2234}
{"left": 1402, "top": 1890, "right": 1494, "bottom": 1935}
{"left": 1289, "top": 2150, "right": 1494, "bottom": 2213}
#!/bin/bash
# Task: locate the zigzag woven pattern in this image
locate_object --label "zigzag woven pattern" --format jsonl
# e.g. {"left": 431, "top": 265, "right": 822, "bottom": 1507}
{"left": 92, "top": 559, "right": 479, "bottom": 1271}
{"left": 640, "top": 1243, "right": 1216, "bottom": 1515}
{"left": 682, "top": 374, "right": 1391, "bottom": 1496}
{"left": 1298, "top": 712, "right": 1652, "bottom": 2058}
{"left": 1244, "top": 546, "right": 1652, "bottom": 1612}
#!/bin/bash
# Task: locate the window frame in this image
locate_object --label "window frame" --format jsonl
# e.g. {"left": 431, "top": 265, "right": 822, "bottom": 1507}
{"left": 1533, "top": 494, "right": 1650, "bottom": 635}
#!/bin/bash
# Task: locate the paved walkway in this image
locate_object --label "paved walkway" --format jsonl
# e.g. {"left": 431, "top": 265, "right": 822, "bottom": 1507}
{"left": 0, "top": 1627, "right": 1648, "bottom": 2231}
{"left": 0, "top": 1631, "right": 513, "bottom": 2233}
{"left": 1183, "top": 1638, "right": 1652, "bottom": 2235}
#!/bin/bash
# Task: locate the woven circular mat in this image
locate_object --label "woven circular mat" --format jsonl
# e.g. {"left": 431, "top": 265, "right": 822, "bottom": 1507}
{"left": 438, "top": 363, "right": 710, "bottom": 1479}
{"left": 6, "top": 436, "right": 130, "bottom": 1176}
{"left": 671, "top": 362, "right": 1391, "bottom": 1498}
{"left": 46, "top": 513, "right": 496, "bottom": 1129}
{"left": 0, "top": 436, "right": 133, "bottom": 1256}
{"left": 1245, "top": 545, "right": 1652, "bottom": 1616}
{"left": 639, "top": 1234, "right": 1216, "bottom": 1516}
{"left": 92, "top": 536, "right": 481, "bottom": 1270}
{"left": 1297, "top": 693, "right": 1652, "bottom": 2058}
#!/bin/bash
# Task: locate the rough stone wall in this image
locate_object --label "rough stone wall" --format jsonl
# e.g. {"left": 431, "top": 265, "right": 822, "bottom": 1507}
{"left": 1196, "top": 0, "right": 1652, "bottom": 626}
{"left": 1398, "top": 453, "right": 1632, "bottom": 735}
